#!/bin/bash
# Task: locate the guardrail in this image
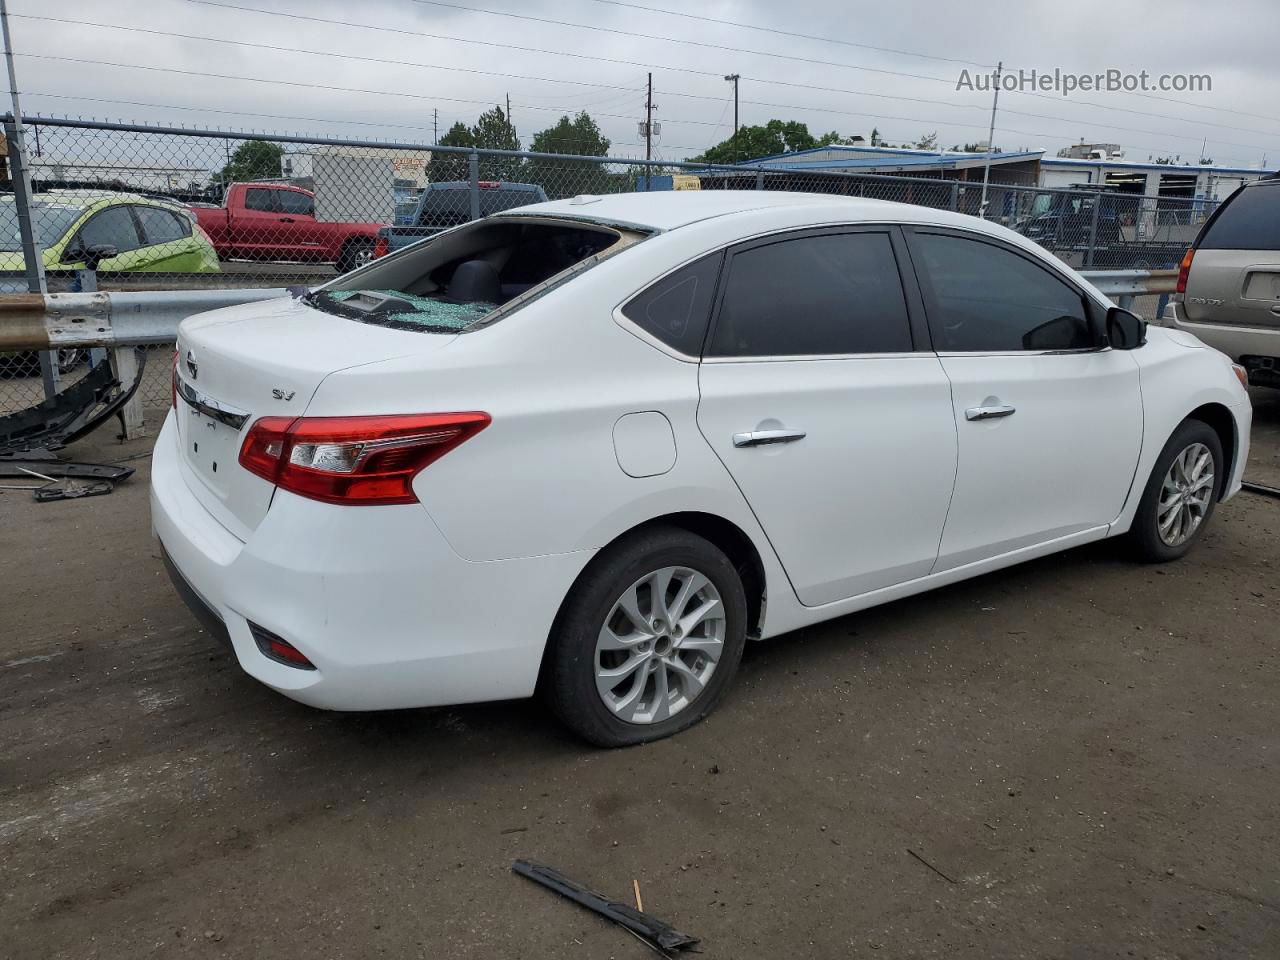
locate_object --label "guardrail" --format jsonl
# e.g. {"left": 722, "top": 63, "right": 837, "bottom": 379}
{"left": 0, "top": 269, "right": 1180, "bottom": 439}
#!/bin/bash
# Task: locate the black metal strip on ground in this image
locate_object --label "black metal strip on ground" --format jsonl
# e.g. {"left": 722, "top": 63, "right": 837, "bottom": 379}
{"left": 1241, "top": 480, "right": 1280, "bottom": 500}
{"left": 512, "top": 859, "right": 699, "bottom": 954}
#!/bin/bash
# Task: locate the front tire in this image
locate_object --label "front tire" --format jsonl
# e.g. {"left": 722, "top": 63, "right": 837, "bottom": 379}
{"left": 1128, "top": 419, "right": 1223, "bottom": 562}
{"left": 544, "top": 526, "right": 748, "bottom": 747}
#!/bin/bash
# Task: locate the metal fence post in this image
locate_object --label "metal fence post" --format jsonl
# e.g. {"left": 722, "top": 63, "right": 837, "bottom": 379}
{"left": 755, "top": 170, "right": 764, "bottom": 191}
{"left": 468, "top": 151, "right": 480, "bottom": 222}
{"left": 949, "top": 182, "right": 960, "bottom": 212}
{"left": 3, "top": 115, "right": 59, "bottom": 397}
{"left": 1085, "top": 192, "right": 1102, "bottom": 269}
{"left": 110, "top": 346, "right": 145, "bottom": 440}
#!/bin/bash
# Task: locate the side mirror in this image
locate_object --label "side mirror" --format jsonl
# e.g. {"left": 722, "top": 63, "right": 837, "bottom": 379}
{"left": 82, "top": 243, "right": 119, "bottom": 271}
{"left": 1106, "top": 306, "right": 1147, "bottom": 350}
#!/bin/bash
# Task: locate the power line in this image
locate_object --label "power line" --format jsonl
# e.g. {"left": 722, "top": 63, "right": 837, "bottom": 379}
{"left": 409, "top": 0, "right": 954, "bottom": 87}
{"left": 181, "top": 0, "right": 1280, "bottom": 146}
{"left": 22, "top": 91, "right": 703, "bottom": 151}
{"left": 27, "top": 8, "right": 1280, "bottom": 157}
{"left": 582, "top": 0, "right": 1280, "bottom": 127}
{"left": 10, "top": 14, "right": 645, "bottom": 101}
{"left": 407, "top": 0, "right": 1280, "bottom": 141}
{"left": 17, "top": 52, "right": 1267, "bottom": 165}
{"left": 579, "top": 0, "right": 996, "bottom": 69}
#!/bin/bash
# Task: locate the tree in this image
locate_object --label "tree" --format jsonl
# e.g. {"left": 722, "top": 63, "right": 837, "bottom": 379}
{"left": 427, "top": 121, "right": 476, "bottom": 184}
{"left": 915, "top": 131, "right": 938, "bottom": 151}
{"left": 530, "top": 111, "right": 610, "bottom": 156}
{"left": 869, "top": 127, "right": 882, "bottom": 147}
{"left": 692, "top": 119, "right": 828, "bottom": 165}
{"left": 214, "top": 140, "right": 283, "bottom": 188}
{"left": 471, "top": 105, "right": 522, "bottom": 179}
{"left": 527, "top": 111, "right": 613, "bottom": 198}
{"left": 473, "top": 106, "right": 520, "bottom": 151}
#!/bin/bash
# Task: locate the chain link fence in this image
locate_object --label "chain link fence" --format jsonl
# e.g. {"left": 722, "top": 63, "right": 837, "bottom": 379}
{"left": 2, "top": 115, "right": 1221, "bottom": 418}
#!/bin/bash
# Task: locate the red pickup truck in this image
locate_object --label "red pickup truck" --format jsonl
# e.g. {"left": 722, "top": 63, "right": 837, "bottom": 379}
{"left": 192, "top": 183, "right": 384, "bottom": 273}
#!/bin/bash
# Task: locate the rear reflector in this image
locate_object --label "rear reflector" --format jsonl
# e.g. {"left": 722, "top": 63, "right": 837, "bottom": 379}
{"left": 373, "top": 234, "right": 390, "bottom": 259}
{"left": 249, "top": 622, "right": 316, "bottom": 670}
{"left": 1176, "top": 247, "right": 1195, "bottom": 294}
{"left": 239, "top": 412, "right": 490, "bottom": 505}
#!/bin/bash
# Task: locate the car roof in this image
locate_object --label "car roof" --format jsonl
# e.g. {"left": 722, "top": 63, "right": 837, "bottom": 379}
{"left": 507, "top": 189, "right": 987, "bottom": 234}
{"left": 31, "top": 190, "right": 182, "bottom": 210}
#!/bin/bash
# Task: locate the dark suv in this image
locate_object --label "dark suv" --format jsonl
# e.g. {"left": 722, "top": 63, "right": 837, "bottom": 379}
{"left": 374, "top": 181, "right": 548, "bottom": 257}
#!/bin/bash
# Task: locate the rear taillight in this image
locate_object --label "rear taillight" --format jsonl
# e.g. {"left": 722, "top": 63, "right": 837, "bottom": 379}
{"left": 373, "top": 234, "right": 390, "bottom": 259}
{"left": 1176, "top": 247, "right": 1195, "bottom": 294}
{"left": 238, "top": 413, "right": 490, "bottom": 506}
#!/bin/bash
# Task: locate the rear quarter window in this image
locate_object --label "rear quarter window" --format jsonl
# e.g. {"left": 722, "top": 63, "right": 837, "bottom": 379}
{"left": 1198, "top": 183, "right": 1280, "bottom": 251}
{"left": 621, "top": 253, "right": 723, "bottom": 356}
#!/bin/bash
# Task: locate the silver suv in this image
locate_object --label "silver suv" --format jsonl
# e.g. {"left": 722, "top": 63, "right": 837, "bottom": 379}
{"left": 1170, "top": 175, "right": 1280, "bottom": 387}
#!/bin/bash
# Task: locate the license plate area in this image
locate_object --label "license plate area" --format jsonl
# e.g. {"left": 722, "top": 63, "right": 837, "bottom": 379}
{"left": 176, "top": 377, "right": 252, "bottom": 496}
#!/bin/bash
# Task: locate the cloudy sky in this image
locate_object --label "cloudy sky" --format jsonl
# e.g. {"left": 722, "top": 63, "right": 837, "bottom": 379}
{"left": 7, "top": 0, "right": 1280, "bottom": 167}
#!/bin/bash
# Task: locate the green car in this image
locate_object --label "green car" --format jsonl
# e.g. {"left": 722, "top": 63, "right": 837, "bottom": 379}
{"left": 0, "top": 191, "right": 220, "bottom": 275}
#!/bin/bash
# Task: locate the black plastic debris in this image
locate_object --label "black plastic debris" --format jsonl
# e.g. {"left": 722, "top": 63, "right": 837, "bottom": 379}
{"left": 512, "top": 859, "right": 700, "bottom": 954}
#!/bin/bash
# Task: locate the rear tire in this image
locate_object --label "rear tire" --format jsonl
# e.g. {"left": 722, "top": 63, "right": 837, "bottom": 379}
{"left": 1128, "top": 419, "right": 1223, "bottom": 563}
{"left": 544, "top": 525, "right": 748, "bottom": 747}
{"left": 337, "top": 239, "right": 374, "bottom": 274}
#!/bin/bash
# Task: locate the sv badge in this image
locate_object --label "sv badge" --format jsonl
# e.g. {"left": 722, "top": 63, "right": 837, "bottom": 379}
{"left": 271, "top": 388, "right": 296, "bottom": 401}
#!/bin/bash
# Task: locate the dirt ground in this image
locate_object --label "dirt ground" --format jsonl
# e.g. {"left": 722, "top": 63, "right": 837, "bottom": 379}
{"left": 2, "top": 392, "right": 1278, "bottom": 960}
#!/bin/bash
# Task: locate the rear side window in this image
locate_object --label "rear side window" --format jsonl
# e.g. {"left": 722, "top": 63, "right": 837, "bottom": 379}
{"left": 136, "top": 207, "right": 191, "bottom": 244}
{"left": 621, "top": 253, "right": 722, "bottom": 356}
{"left": 277, "top": 190, "right": 315, "bottom": 216}
{"left": 708, "top": 232, "right": 912, "bottom": 357}
{"left": 244, "top": 189, "right": 275, "bottom": 212}
{"left": 913, "top": 232, "right": 1092, "bottom": 352}
{"left": 1198, "top": 184, "right": 1280, "bottom": 250}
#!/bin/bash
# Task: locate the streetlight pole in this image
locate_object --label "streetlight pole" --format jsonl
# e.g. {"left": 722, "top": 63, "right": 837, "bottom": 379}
{"left": 724, "top": 73, "right": 740, "bottom": 162}
{"left": 979, "top": 60, "right": 1002, "bottom": 220}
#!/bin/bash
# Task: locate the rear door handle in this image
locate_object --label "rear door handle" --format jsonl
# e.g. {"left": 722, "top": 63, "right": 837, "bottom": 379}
{"left": 733, "top": 429, "right": 807, "bottom": 447}
{"left": 280, "top": 217, "right": 296, "bottom": 223}
{"left": 965, "top": 404, "right": 1016, "bottom": 421}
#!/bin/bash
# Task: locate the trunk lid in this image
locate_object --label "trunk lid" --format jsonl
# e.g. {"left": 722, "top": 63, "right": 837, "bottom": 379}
{"left": 174, "top": 296, "right": 457, "bottom": 539}
{"left": 1183, "top": 249, "right": 1280, "bottom": 330}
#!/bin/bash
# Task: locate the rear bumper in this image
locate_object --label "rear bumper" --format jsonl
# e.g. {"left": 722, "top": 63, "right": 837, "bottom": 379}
{"left": 1169, "top": 304, "right": 1280, "bottom": 371}
{"left": 150, "top": 411, "right": 594, "bottom": 711}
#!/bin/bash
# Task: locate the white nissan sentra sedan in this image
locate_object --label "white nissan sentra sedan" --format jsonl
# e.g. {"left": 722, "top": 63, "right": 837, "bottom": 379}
{"left": 152, "top": 191, "right": 1252, "bottom": 746}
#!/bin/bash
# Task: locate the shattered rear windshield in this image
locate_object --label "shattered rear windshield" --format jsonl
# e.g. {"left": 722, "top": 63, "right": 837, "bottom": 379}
{"left": 303, "top": 289, "right": 496, "bottom": 333}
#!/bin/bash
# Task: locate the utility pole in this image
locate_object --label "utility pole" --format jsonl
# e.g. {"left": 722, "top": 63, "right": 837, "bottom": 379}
{"left": 979, "top": 60, "right": 1002, "bottom": 220}
{"left": 506, "top": 92, "right": 514, "bottom": 141}
{"left": 645, "top": 72, "right": 653, "bottom": 192}
{"left": 433, "top": 108, "right": 438, "bottom": 145}
{"left": 724, "top": 73, "right": 740, "bottom": 162}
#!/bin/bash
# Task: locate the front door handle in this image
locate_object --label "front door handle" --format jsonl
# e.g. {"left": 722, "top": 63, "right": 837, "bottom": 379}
{"left": 733, "top": 429, "right": 807, "bottom": 448}
{"left": 280, "top": 217, "right": 296, "bottom": 223}
{"left": 965, "top": 403, "right": 1016, "bottom": 421}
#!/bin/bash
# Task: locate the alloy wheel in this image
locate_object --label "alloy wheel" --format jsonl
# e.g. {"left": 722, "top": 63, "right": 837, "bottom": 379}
{"left": 594, "top": 566, "right": 725, "bottom": 725}
{"left": 1157, "top": 442, "right": 1214, "bottom": 547}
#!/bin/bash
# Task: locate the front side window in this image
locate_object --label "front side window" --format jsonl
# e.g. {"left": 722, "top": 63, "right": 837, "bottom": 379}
{"left": 244, "top": 189, "right": 275, "bottom": 213}
{"left": 77, "top": 206, "right": 142, "bottom": 255}
{"left": 707, "top": 232, "right": 913, "bottom": 357}
{"left": 913, "top": 232, "right": 1093, "bottom": 352}
{"left": 621, "top": 253, "right": 722, "bottom": 356}
{"left": 277, "top": 190, "right": 315, "bottom": 216}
